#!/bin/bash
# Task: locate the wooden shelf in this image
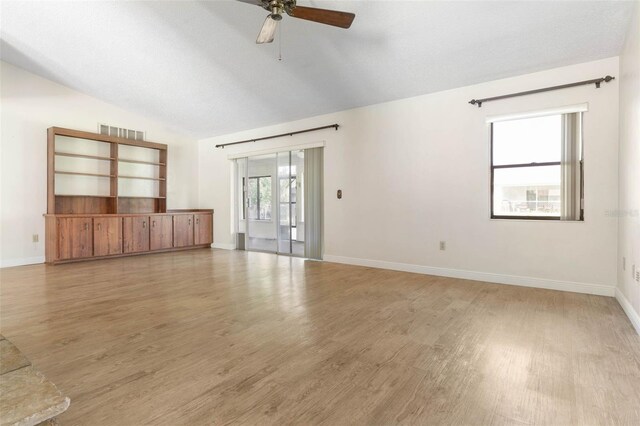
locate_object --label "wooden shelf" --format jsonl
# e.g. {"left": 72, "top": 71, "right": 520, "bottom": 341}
{"left": 118, "top": 175, "right": 166, "bottom": 181}
{"left": 55, "top": 152, "right": 115, "bottom": 161}
{"left": 55, "top": 194, "right": 116, "bottom": 198}
{"left": 55, "top": 171, "right": 114, "bottom": 178}
{"left": 118, "top": 196, "right": 166, "bottom": 199}
{"left": 118, "top": 158, "right": 165, "bottom": 166}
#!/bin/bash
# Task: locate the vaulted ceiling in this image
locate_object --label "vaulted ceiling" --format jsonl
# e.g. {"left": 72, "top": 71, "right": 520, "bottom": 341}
{"left": 0, "top": 1, "right": 634, "bottom": 138}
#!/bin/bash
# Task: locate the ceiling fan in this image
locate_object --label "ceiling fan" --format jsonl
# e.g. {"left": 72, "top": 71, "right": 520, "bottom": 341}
{"left": 237, "top": 0, "right": 355, "bottom": 44}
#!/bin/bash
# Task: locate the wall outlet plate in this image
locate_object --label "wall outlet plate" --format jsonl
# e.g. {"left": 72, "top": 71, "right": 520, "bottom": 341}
{"left": 439, "top": 241, "right": 446, "bottom": 251}
{"left": 32, "top": 234, "right": 39, "bottom": 243}
{"left": 623, "top": 256, "right": 626, "bottom": 271}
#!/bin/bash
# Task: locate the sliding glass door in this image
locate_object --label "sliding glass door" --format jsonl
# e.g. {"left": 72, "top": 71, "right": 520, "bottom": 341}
{"left": 246, "top": 154, "right": 277, "bottom": 253}
{"left": 277, "top": 150, "right": 305, "bottom": 256}
{"left": 236, "top": 150, "right": 306, "bottom": 257}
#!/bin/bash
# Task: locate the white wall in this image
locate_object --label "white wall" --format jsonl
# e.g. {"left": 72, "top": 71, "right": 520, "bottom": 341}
{"left": 617, "top": 3, "right": 640, "bottom": 334}
{"left": 199, "top": 57, "right": 620, "bottom": 296}
{"left": 0, "top": 61, "right": 199, "bottom": 267}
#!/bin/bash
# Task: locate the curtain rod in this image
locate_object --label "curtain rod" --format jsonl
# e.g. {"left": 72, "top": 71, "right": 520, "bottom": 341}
{"left": 469, "top": 75, "right": 615, "bottom": 108}
{"left": 215, "top": 124, "right": 339, "bottom": 148}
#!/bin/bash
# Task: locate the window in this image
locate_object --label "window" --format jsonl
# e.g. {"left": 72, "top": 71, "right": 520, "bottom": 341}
{"left": 245, "top": 176, "right": 272, "bottom": 220}
{"left": 491, "top": 112, "right": 583, "bottom": 220}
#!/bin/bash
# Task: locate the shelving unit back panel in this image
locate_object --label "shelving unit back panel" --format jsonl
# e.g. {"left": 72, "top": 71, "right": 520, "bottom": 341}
{"left": 118, "top": 179, "right": 160, "bottom": 198}
{"left": 118, "top": 198, "right": 161, "bottom": 214}
{"left": 55, "top": 196, "right": 116, "bottom": 214}
{"left": 119, "top": 144, "right": 160, "bottom": 163}
{"left": 118, "top": 162, "right": 160, "bottom": 179}
{"left": 55, "top": 174, "right": 112, "bottom": 197}
{"left": 55, "top": 156, "right": 112, "bottom": 175}
{"left": 55, "top": 135, "right": 112, "bottom": 157}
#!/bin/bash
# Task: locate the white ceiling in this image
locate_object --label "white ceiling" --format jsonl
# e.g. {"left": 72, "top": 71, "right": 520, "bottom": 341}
{"left": 0, "top": 1, "right": 634, "bottom": 138}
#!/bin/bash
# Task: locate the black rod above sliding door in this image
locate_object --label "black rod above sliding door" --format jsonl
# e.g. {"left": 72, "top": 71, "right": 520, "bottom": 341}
{"left": 215, "top": 124, "right": 339, "bottom": 148}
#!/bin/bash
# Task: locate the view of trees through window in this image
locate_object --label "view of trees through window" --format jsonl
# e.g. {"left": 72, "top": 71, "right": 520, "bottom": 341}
{"left": 245, "top": 176, "right": 272, "bottom": 220}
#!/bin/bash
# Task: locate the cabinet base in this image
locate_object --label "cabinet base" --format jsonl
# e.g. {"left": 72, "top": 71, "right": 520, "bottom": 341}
{"left": 46, "top": 245, "right": 212, "bottom": 265}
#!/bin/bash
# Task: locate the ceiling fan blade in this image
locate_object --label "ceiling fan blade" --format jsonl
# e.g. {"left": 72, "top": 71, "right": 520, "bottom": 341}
{"left": 256, "top": 15, "right": 279, "bottom": 44}
{"left": 287, "top": 5, "right": 355, "bottom": 29}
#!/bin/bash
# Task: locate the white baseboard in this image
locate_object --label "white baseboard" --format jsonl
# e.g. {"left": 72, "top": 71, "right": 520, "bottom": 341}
{"left": 0, "top": 256, "right": 45, "bottom": 269}
{"left": 323, "top": 254, "right": 615, "bottom": 297}
{"left": 212, "top": 242, "right": 236, "bottom": 250}
{"left": 615, "top": 288, "right": 640, "bottom": 335}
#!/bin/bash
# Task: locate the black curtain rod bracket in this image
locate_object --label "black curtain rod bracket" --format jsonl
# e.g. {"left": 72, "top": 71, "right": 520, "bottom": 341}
{"left": 216, "top": 124, "right": 339, "bottom": 148}
{"left": 469, "top": 75, "right": 615, "bottom": 108}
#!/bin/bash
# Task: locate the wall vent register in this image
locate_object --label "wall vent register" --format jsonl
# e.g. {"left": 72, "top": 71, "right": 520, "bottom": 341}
{"left": 99, "top": 124, "right": 144, "bottom": 141}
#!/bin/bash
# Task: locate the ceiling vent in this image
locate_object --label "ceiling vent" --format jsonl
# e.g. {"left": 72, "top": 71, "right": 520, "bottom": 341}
{"left": 98, "top": 124, "right": 145, "bottom": 141}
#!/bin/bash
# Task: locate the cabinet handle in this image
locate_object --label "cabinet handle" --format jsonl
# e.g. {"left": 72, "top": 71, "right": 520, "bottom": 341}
{"left": 143, "top": 221, "right": 146, "bottom": 228}
{"left": 189, "top": 219, "right": 192, "bottom": 225}
{"left": 196, "top": 218, "right": 199, "bottom": 224}
{"left": 97, "top": 223, "right": 101, "bottom": 231}
{"left": 152, "top": 220, "right": 156, "bottom": 227}
{"left": 84, "top": 223, "right": 88, "bottom": 231}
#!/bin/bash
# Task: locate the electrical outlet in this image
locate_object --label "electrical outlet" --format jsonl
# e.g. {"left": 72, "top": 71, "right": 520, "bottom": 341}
{"left": 439, "top": 241, "right": 446, "bottom": 251}
{"left": 623, "top": 257, "right": 626, "bottom": 271}
{"left": 32, "top": 234, "right": 39, "bottom": 243}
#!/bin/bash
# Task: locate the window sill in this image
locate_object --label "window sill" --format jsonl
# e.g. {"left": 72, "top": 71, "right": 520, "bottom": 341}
{"left": 490, "top": 217, "right": 584, "bottom": 223}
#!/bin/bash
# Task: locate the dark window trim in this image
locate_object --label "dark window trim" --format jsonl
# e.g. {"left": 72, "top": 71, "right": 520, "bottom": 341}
{"left": 491, "top": 215, "right": 561, "bottom": 221}
{"left": 493, "top": 161, "right": 561, "bottom": 169}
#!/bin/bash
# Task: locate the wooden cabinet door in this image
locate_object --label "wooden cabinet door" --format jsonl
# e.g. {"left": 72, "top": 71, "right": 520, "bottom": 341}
{"left": 173, "top": 215, "right": 194, "bottom": 248}
{"left": 194, "top": 214, "right": 213, "bottom": 245}
{"left": 150, "top": 215, "right": 173, "bottom": 250}
{"left": 57, "top": 217, "right": 93, "bottom": 260}
{"left": 123, "top": 216, "right": 150, "bottom": 253}
{"left": 93, "top": 217, "right": 122, "bottom": 257}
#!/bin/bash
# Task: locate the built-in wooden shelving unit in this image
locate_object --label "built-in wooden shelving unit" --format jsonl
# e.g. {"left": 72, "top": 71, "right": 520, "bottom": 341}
{"left": 45, "top": 126, "right": 213, "bottom": 265}
{"left": 47, "top": 127, "right": 168, "bottom": 214}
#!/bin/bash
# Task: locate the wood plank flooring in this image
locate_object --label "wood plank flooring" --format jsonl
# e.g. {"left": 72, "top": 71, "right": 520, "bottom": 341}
{"left": 1, "top": 249, "right": 639, "bottom": 425}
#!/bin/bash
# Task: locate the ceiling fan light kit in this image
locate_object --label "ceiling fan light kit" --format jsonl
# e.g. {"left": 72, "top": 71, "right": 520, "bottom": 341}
{"left": 237, "top": 0, "right": 355, "bottom": 44}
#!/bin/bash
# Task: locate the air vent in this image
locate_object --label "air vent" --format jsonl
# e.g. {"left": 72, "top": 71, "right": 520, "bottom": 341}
{"left": 98, "top": 124, "right": 145, "bottom": 141}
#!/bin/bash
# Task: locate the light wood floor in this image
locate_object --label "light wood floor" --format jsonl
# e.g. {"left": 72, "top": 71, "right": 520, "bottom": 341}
{"left": 1, "top": 249, "right": 639, "bottom": 425}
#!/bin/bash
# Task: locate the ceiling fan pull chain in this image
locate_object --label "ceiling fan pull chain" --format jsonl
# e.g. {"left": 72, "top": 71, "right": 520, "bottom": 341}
{"left": 278, "top": 21, "right": 283, "bottom": 61}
